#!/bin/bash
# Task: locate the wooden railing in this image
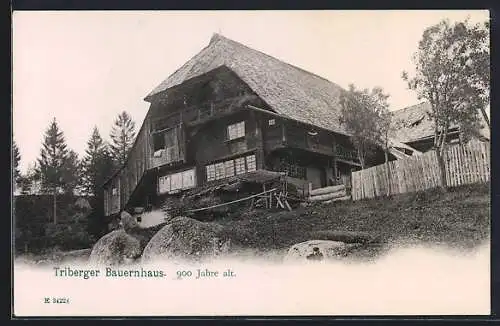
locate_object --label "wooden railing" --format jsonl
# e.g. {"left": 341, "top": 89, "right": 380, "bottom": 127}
{"left": 335, "top": 144, "right": 358, "bottom": 162}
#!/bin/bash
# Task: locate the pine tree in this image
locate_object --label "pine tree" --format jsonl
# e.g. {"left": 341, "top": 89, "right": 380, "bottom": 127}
{"left": 81, "top": 127, "right": 115, "bottom": 196}
{"left": 13, "top": 140, "right": 21, "bottom": 185}
{"left": 61, "top": 149, "right": 81, "bottom": 194}
{"left": 110, "top": 111, "right": 136, "bottom": 168}
{"left": 37, "top": 118, "right": 69, "bottom": 194}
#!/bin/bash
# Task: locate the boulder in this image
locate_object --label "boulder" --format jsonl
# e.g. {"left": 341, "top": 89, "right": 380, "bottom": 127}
{"left": 141, "top": 216, "right": 231, "bottom": 263}
{"left": 120, "top": 211, "right": 139, "bottom": 231}
{"left": 88, "top": 230, "right": 142, "bottom": 266}
{"left": 284, "top": 240, "right": 363, "bottom": 262}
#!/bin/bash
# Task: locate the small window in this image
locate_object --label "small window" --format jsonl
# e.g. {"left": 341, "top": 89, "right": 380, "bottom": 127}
{"left": 158, "top": 175, "right": 171, "bottom": 194}
{"left": 225, "top": 160, "right": 235, "bottom": 177}
{"left": 158, "top": 168, "right": 196, "bottom": 194}
{"left": 182, "top": 169, "right": 196, "bottom": 188}
{"left": 215, "top": 162, "right": 225, "bottom": 180}
{"left": 206, "top": 165, "right": 216, "bottom": 182}
{"left": 246, "top": 155, "right": 256, "bottom": 172}
{"left": 170, "top": 173, "right": 183, "bottom": 191}
{"left": 227, "top": 121, "right": 245, "bottom": 140}
{"left": 268, "top": 119, "right": 276, "bottom": 126}
{"left": 153, "top": 133, "right": 165, "bottom": 152}
{"left": 235, "top": 157, "right": 246, "bottom": 175}
{"left": 112, "top": 188, "right": 118, "bottom": 196}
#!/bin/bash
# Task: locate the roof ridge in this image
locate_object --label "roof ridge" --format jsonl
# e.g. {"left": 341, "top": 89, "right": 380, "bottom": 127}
{"left": 212, "top": 33, "right": 344, "bottom": 89}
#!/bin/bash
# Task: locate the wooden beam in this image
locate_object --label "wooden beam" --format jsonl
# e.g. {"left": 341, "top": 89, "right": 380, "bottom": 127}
{"left": 336, "top": 158, "right": 362, "bottom": 167}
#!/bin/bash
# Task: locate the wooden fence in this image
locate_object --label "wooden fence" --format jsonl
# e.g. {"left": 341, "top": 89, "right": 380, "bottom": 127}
{"left": 351, "top": 140, "right": 490, "bottom": 201}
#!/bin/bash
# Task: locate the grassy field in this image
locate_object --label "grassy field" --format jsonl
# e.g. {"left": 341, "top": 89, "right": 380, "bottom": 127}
{"left": 216, "top": 183, "right": 490, "bottom": 259}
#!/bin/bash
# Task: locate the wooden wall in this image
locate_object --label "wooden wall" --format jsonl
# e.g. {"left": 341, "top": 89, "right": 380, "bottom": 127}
{"left": 189, "top": 110, "right": 264, "bottom": 185}
{"left": 103, "top": 109, "right": 152, "bottom": 215}
{"left": 351, "top": 140, "right": 490, "bottom": 201}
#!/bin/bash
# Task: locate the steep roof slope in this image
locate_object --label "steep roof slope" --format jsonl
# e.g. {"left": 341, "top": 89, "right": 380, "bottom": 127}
{"left": 391, "top": 102, "right": 436, "bottom": 143}
{"left": 145, "top": 33, "right": 349, "bottom": 135}
{"left": 391, "top": 102, "right": 490, "bottom": 143}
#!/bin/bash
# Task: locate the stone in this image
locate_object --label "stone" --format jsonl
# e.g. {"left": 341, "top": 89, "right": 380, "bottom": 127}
{"left": 120, "top": 211, "right": 139, "bottom": 232}
{"left": 88, "top": 230, "right": 142, "bottom": 266}
{"left": 283, "top": 240, "right": 363, "bottom": 262}
{"left": 141, "top": 216, "right": 231, "bottom": 263}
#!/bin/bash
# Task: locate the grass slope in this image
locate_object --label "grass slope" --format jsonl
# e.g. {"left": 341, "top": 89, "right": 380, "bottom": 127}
{"left": 218, "top": 183, "right": 490, "bottom": 256}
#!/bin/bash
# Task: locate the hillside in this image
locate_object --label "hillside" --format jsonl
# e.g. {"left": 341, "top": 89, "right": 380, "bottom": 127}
{"left": 216, "top": 183, "right": 490, "bottom": 258}
{"left": 15, "top": 183, "right": 490, "bottom": 264}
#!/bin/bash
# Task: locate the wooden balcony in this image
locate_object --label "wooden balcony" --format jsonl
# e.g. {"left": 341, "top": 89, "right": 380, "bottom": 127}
{"left": 334, "top": 144, "right": 359, "bottom": 163}
{"left": 151, "top": 147, "right": 182, "bottom": 169}
{"left": 150, "top": 95, "right": 259, "bottom": 132}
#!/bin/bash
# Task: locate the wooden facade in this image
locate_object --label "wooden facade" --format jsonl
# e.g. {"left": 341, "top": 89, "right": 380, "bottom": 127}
{"left": 103, "top": 61, "right": 365, "bottom": 217}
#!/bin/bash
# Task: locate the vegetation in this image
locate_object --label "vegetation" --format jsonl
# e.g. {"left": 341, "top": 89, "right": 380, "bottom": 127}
{"left": 13, "top": 140, "right": 21, "bottom": 185}
{"left": 402, "top": 18, "right": 490, "bottom": 189}
{"left": 14, "top": 194, "right": 97, "bottom": 254}
{"left": 217, "top": 183, "right": 490, "bottom": 257}
{"left": 36, "top": 118, "right": 80, "bottom": 196}
{"left": 339, "top": 85, "right": 392, "bottom": 170}
{"left": 14, "top": 111, "right": 137, "bottom": 254}
{"left": 110, "top": 111, "right": 136, "bottom": 168}
{"left": 81, "top": 127, "right": 116, "bottom": 197}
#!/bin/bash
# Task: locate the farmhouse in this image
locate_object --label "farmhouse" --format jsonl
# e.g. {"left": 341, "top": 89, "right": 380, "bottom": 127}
{"left": 392, "top": 102, "right": 490, "bottom": 152}
{"left": 102, "top": 34, "right": 418, "bottom": 217}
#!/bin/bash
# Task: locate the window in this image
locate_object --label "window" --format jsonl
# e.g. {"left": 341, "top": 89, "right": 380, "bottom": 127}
{"left": 158, "top": 175, "right": 171, "bottom": 194}
{"left": 158, "top": 168, "right": 197, "bottom": 194}
{"left": 153, "top": 133, "right": 166, "bottom": 151}
{"left": 246, "top": 155, "right": 256, "bottom": 172}
{"left": 205, "top": 154, "right": 258, "bottom": 182}
{"left": 182, "top": 169, "right": 196, "bottom": 188}
{"left": 282, "top": 162, "right": 307, "bottom": 179}
{"left": 206, "top": 165, "right": 216, "bottom": 182}
{"left": 225, "top": 160, "right": 235, "bottom": 177}
{"left": 152, "top": 127, "right": 179, "bottom": 162}
{"left": 268, "top": 119, "right": 276, "bottom": 126}
{"left": 234, "top": 157, "right": 246, "bottom": 175}
{"left": 227, "top": 121, "right": 245, "bottom": 140}
{"left": 215, "top": 163, "right": 225, "bottom": 180}
{"left": 171, "top": 172, "right": 183, "bottom": 191}
{"left": 112, "top": 188, "right": 118, "bottom": 196}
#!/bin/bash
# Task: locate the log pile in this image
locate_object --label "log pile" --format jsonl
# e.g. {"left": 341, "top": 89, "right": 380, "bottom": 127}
{"left": 308, "top": 184, "right": 351, "bottom": 204}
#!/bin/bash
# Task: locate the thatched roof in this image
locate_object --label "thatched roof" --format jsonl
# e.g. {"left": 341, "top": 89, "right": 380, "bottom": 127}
{"left": 145, "top": 33, "right": 349, "bottom": 135}
{"left": 391, "top": 102, "right": 490, "bottom": 143}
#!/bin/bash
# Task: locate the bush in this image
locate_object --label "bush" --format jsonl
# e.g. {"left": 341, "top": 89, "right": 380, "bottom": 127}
{"left": 43, "top": 221, "right": 96, "bottom": 251}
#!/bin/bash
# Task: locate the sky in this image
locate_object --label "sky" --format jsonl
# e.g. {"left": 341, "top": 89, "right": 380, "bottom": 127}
{"left": 12, "top": 10, "right": 489, "bottom": 174}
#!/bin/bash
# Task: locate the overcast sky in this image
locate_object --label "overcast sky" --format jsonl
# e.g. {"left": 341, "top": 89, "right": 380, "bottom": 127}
{"left": 13, "top": 10, "right": 489, "bottom": 174}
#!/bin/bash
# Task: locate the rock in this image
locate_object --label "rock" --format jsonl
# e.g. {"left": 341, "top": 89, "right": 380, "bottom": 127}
{"left": 141, "top": 216, "right": 231, "bottom": 263}
{"left": 88, "top": 230, "right": 142, "bottom": 266}
{"left": 120, "top": 211, "right": 139, "bottom": 232}
{"left": 284, "top": 240, "right": 363, "bottom": 262}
